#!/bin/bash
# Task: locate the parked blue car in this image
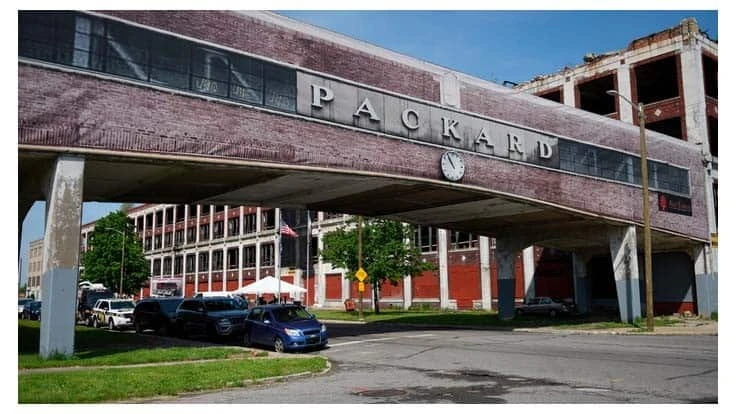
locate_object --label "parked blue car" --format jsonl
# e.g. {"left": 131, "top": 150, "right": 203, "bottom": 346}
{"left": 243, "top": 304, "right": 328, "bottom": 352}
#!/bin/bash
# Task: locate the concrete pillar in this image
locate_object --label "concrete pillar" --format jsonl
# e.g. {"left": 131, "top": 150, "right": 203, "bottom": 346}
{"left": 437, "top": 229, "right": 449, "bottom": 309}
{"left": 440, "top": 72, "right": 461, "bottom": 108}
{"left": 608, "top": 226, "right": 642, "bottom": 323}
{"left": 562, "top": 71, "right": 575, "bottom": 107}
{"left": 495, "top": 237, "right": 517, "bottom": 320}
{"left": 615, "top": 65, "right": 634, "bottom": 124}
{"left": 403, "top": 225, "right": 413, "bottom": 310}
{"left": 39, "top": 155, "right": 85, "bottom": 358}
{"left": 207, "top": 249, "right": 213, "bottom": 291}
{"left": 194, "top": 251, "right": 199, "bottom": 293}
{"left": 694, "top": 244, "right": 717, "bottom": 317}
{"left": 572, "top": 252, "right": 591, "bottom": 314}
{"left": 522, "top": 246, "right": 536, "bottom": 300}
{"left": 479, "top": 236, "right": 492, "bottom": 310}
{"left": 316, "top": 213, "right": 326, "bottom": 306}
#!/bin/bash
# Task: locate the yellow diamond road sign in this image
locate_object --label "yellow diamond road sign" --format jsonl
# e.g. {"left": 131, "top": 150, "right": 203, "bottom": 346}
{"left": 356, "top": 268, "right": 367, "bottom": 282}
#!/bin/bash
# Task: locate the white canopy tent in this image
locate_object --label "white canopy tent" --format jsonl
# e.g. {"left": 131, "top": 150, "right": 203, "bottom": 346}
{"left": 231, "top": 276, "right": 307, "bottom": 297}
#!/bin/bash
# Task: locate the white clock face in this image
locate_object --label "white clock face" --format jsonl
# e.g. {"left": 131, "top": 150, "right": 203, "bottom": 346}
{"left": 440, "top": 151, "right": 465, "bottom": 182}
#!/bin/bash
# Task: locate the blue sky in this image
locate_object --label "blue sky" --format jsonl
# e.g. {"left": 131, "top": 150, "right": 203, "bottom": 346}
{"left": 16, "top": 8, "right": 720, "bottom": 286}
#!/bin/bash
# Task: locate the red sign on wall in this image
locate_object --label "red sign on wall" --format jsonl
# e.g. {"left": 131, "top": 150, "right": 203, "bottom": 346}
{"left": 657, "top": 193, "right": 692, "bottom": 216}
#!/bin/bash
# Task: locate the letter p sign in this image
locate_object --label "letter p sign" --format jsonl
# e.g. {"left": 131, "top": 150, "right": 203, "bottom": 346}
{"left": 311, "top": 84, "right": 334, "bottom": 108}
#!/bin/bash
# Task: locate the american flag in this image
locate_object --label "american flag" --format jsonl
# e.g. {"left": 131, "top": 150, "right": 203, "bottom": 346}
{"left": 280, "top": 220, "right": 299, "bottom": 238}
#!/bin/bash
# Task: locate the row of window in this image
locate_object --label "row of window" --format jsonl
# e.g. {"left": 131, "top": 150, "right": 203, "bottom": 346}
{"left": 141, "top": 213, "right": 275, "bottom": 251}
{"left": 19, "top": 11, "right": 297, "bottom": 112}
{"left": 149, "top": 244, "right": 275, "bottom": 276}
{"left": 145, "top": 225, "right": 473, "bottom": 276}
{"left": 558, "top": 140, "right": 690, "bottom": 196}
{"left": 415, "top": 226, "right": 478, "bottom": 253}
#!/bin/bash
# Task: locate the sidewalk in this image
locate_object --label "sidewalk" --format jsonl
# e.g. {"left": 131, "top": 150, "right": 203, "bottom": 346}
{"left": 515, "top": 317, "right": 718, "bottom": 336}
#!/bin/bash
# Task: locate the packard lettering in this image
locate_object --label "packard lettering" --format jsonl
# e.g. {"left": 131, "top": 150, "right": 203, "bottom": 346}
{"left": 306, "top": 82, "right": 558, "bottom": 164}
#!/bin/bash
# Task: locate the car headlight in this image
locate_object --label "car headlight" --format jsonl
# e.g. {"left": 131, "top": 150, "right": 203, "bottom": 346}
{"left": 284, "top": 328, "right": 303, "bottom": 337}
{"left": 320, "top": 324, "right": 327, "bottom": 333}
{"left": 217, "top": 318, "right": 232, "bottom": 327}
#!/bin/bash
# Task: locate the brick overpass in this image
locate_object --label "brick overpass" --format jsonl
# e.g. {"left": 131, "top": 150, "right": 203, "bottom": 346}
{"left": 18, "top": 11, "right": 713, "bottom": 357}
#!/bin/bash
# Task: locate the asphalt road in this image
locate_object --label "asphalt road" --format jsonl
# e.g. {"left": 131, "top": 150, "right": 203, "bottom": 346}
{"left": 155, "top": 322, "right": 718, "bottom": 404}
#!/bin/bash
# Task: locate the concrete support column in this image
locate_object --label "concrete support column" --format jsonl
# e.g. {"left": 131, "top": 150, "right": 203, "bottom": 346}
{"left": 317, "top": 215, "right": 326, "bottom": 306}
{"left": 437, "top": 229, "right": 449, "bottom": 309}
{"left": 440, "top": 72, "right": 460, "bottom": 108}
{"left": 479, "top": 236, "right": 492, "bottom": 310}
{"left": 39, "top": 155, "right": 85, "bottom": 358}
{"left": 495, "top": 237, "right": 517, "bottom": 320}
{"left": 694, "top": 244, "right": 717, "bottom": 317}
{"left": 223, "top": 205, "right": 228, "bottom": 238}
{"left": 608, "top": 226, "right": 642, "bottom": 323}
{"left": 252, "top": 239, "right": 260, "bottom": 282}
{"left": 572, "top": 252, "right": 591, "bottom": 314}
{"left": 207, "top": 249, "right": 213, "bottom": 292}
{"left": 522, "top": 246, "right": 536, "bottom": 300}
{"left": 194, "top": 251, "right": 199, "bottom": 293}
{"left": 615, "top": 65, "right": 634, "bottom": 124}
{"left": 562, "top": 72, "right": 575, "bottom": 107}
{"left": 221, "top": 247, "right": 227, "bottom": 292}
{"left": 403, "top": 225, "right": 413, "bottom": 310}
{"left": 238, "top": 244, "right": 243, "bottom": 289}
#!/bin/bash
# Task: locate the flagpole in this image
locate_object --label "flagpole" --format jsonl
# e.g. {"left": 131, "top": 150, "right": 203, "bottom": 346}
{"left": 277, "top": 210, "right": 281, "bottom": 303}
{"left": 306, "top": 210, "right": 311, "bottom": 308}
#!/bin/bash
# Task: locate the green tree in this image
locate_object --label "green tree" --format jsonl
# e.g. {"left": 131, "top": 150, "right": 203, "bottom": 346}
{"left": 82, "top": 210, "right": 148, "bottom": 296}
{"left": 320, "top": 217, "right": 435, "bottom": 313}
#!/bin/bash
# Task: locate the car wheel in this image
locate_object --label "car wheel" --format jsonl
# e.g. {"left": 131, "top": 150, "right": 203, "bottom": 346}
{"left": 108, "top": 319, "right": 116, "bottom": 330}
{"left": 516, "top": 309, "right": 523, "bottom": 316}
{"left": 135, "top": 321, "right": 143, "bottom": 334}
{"left": 93, "top": 317, "right": 100, "bottom": 328}
{"left": 549, "top": 309, "right": 557, "bottom": 318}
{"left": 273, "top": 337, "right": 285, "bottom": 353}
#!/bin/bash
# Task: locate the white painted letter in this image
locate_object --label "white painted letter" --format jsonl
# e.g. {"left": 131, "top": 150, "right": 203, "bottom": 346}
{"left": 475, "top": 128, "right": 494, "bottom": 151}
{"left": 311, "top": 84, "right": 334, "bottom": 108}
{"left": 442, "top": 117, "right": 461, "bottom": 141}
{"left": 402, "top": 109, "right": 420, "bottom": 130}
{"left": 353, "top": 98, "right": 381, "bottom": 121}
{"left": 509, "top": 134, "right": 524, "bottom": 154}
{"left": 538, "top": 141, "right": 553, "bottom": 159}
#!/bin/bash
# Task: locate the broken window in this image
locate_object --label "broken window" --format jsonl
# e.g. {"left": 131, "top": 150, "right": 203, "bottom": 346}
{"left": 702, "top": 54, "right": 717, "bottom": 99}
{"left": 577, "top": 74, "right": 616, "bottom": 115}
{"left": 538, "top": 89, "right": 562, "bottom": 103}
{"left": 634, "top": 55, "right": 679, "bottom": 104}
{"left": 646, "top": 117, "right": 683, "bottom": 140}
{"left": 708, "top": 116, "right": 718, "bottom": 157}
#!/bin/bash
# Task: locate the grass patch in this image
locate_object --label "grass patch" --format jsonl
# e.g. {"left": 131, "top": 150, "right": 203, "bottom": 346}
{"left": 19, "top": 358, "right": 327, "bottom": 403}
{"left": 18, "top": 320, "right": 328, "bottom": 402}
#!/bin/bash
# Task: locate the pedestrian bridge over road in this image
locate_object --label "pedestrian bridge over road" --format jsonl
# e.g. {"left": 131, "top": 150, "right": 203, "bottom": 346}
{"left": 18, "top": 11, "right": 711, "bottom": 357}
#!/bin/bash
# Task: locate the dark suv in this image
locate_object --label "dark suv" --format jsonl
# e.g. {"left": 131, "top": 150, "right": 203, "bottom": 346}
{"left": 174, "top": 297, "right": 247, "bottom": 340}
{"left": 133, "top": 297, "right": 184, "bottom": 335}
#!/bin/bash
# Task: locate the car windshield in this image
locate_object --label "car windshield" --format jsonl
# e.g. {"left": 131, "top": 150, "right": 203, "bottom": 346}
{"left": 19, "top": 299, "right": 32, "bottom": 305}
{"left": 204, "top": 299, "right": 239, "bottom": 311}
{"left": 273, "top": 307, "right": 313, "bottom": 322}
{"left": 111, "top": 300, "right": 135, "bottom": 309}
